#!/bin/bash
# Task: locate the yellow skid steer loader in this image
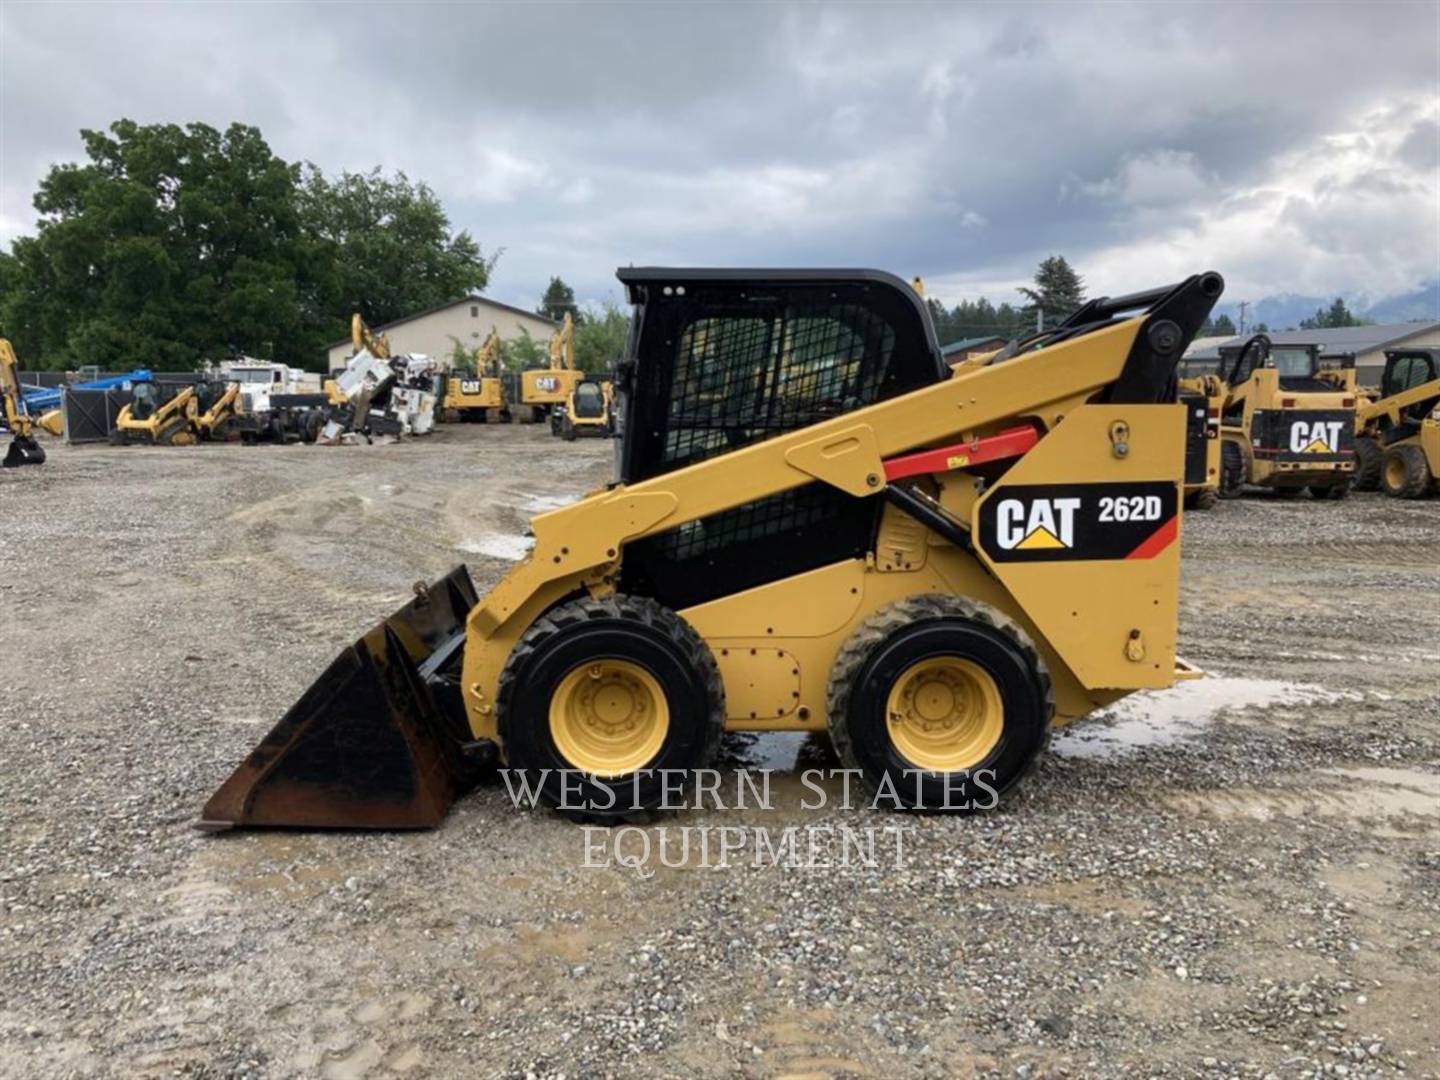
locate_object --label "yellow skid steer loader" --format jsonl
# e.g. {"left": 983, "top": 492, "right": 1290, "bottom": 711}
{"left": 1353, "top": 348, "right": 1439, "bottom": 498}
{"left": 201, "top": 267, "right": 1223, "bottom": 829}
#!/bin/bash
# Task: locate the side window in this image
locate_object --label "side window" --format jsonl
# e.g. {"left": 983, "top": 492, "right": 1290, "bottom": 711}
{"left": 661, "top": 303, "right": 898, "bottom": 472}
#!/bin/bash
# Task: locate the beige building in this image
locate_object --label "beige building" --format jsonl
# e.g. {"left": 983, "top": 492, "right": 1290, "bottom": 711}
{"left": 325, "top": 295, "right": 557, "bottom": 372}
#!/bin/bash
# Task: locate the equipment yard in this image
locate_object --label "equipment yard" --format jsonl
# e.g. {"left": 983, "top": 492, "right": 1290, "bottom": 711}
{"left": 2, "top": 426, "right": 1438, "bottom": 1079}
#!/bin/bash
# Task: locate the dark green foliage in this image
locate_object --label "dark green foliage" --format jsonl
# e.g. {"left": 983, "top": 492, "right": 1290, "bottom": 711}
{"left": 0, "top": 120, "right": 494, "bottom": 370}
{"left": 573, "top": 303, "right": 628, "bottom": 374}
{"left": 1299, "top": 297, "right": 1368, "bottom": 330}
{"left": 1017, "top": 255, "right": 1086, "bottom": 330}
{"left": 538, "top": 276, "right": 580, "bottom": 324}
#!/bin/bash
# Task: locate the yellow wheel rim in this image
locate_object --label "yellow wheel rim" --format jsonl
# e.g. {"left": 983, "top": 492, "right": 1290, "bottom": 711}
{"left": 1385, "top": 454, "right": 1406, "bottom": 489}
{"left": 885, "top": 657, "right": 1003, "bottom": 772}
{"left": 548, "top": 660, "right": 669, "bottom": 777}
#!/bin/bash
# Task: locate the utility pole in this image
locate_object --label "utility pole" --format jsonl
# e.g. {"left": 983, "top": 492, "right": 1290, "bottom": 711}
{"left": 1237, "top": 301, "right": 1249, "bottom": 336}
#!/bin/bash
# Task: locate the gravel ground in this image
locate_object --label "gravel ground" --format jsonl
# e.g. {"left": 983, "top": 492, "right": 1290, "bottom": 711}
{"left": 1, "top": 425, "right": 1437, "bottom": 1079}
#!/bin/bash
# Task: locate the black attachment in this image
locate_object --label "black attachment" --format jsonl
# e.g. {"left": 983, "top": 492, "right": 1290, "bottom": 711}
{"left": 1104, "top": 271, "right": 1225, "bottom": 404}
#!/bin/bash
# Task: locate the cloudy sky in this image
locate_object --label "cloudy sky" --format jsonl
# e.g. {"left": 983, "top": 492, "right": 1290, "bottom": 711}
{"left": 2, "top": 2, "right": 1437, "bottom": 316}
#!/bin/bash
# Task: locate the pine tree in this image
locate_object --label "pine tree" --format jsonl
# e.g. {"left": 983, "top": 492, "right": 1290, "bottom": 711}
{"left": 538, "top": 277, "right": 580, "bottom": 324}
{"left": 1018, "top": 256, "right": 1086, "bottom": 329}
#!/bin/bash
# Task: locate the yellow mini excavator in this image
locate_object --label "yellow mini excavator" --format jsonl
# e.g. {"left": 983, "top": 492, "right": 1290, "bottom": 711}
{"left": 441, "top": 330, "right": 510, "bottom": 423}
{"left": 201, "top": 267, "right": 1223, "bottom": 829}
{"left": 1354, "top": 348, "right": 1439, "bottom": 499}
{"left": 1, "top": 338, "right": 63, "bottom": 467}
{"left": 516, "top": 312, "right": 584, "bottom": 424}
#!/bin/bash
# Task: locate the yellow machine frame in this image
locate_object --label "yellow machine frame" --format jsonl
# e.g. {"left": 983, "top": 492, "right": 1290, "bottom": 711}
{"left": 1177, "top": 373, "right": 1224, "bottom": 507}
{"left": 459, "top": 316, "right": 1192, "bottom": 744}
{"left": 556, "top": 378, "right": 614, "bottom": 440}
{"left": 441, "top": 331, "right": 509, "bottom": 421}
{"left": 2, "top": 338, "right": 63, "bottom": 466}
{"left": 1354, "top": 350, "right": 1440, "bottom": 498}
{"left": 518, "top": 312, "right": 584, "bottom": 421}
{"left": 1218, "top": 344, "right": 1357, "bottom": 495}
{"left": 113, "top": 382, "right": 200, "bottom": 446}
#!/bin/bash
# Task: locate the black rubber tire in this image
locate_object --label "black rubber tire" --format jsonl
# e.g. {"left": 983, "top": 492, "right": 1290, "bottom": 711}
{"left": 497, "top": 595, "right": 724, "bottom": 820}
{"left": 1218, "top": 441, "right": 1246, "bottom": 499}
{"left": 562, "top": 420, "right": 577, "bottom": 442}
{"left": 1185, "top": 488, "right": 1218, "bottom": 511}
{"left": 1382, "top": 444, "right": 1432, "bottom": 499}
{"left": 826, "top": 595, "right": 1053, "bottom": 812}
{"left": 1308, "top": 479, "right": 1351, "bottom": 500}
{"left": 1353, "top": 436, "right": 1382, "bottom": 491}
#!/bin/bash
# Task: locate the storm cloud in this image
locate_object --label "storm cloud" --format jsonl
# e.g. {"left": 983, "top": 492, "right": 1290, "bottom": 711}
{"left": 2, "top": 1, "right": 1436, "bottom": 311}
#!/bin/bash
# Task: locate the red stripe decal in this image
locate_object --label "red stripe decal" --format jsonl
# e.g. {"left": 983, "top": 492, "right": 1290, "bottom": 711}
{"left": 883, "top": 425, "right": 1039, "bottom": 482}
{"left": 1126, "top": 515, "right": 1178, "bottom": 560}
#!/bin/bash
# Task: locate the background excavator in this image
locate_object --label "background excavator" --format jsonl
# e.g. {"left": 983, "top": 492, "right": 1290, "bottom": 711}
{"left": 440, "top": 330, "right": 511, "bottom": 422}
{"left": 1354, "top": 348, "right": 1439, "bottom": 498}
{"left": 515, "top": 312, "right": 584, "bottom": 424}
{"left": 1, "top": 338, "right": 63, "bottom": 466}
{"left": 202, "top": 265, "right": 1223, "bottom": 830}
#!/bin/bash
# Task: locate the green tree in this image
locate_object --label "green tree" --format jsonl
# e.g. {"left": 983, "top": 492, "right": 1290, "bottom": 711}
{"left": 1299, "top": 297, "right": 1367, "bottom": 330}
{"left": 1018, "top": 255, "right": 1086, "bottom": 330}
{"left": 574, "top": 302, "right": 629, "bottom": 374}
{"left": 538, "top": 276, "right": 580, "bottom": 324}
{"left": 0, "top": 120, "right": 495, "bottom": 371}
{"left": 497, "top": 327, "right": 547, "bottom": 372}
{"left": 1212, "top": 313, "right": 1237, "bottom": 336}
{"left": 0, "top": 120, "right": 310, "bottom": 369}
{"left": 300, "top": 167, "right": 494, "bottom": 336}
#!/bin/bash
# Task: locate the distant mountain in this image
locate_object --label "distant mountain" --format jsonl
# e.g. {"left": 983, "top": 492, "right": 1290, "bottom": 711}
{"left": 1210, "top": 280, "right": 1439, "bottom": 330}
{"left": 1364, "top": 280, "right": 1440, "bottom": 323}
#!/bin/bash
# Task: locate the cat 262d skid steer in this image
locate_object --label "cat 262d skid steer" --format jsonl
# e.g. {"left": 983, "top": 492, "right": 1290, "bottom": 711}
{"left": 201, "top": 267, "right": 1223, "bottom": 829}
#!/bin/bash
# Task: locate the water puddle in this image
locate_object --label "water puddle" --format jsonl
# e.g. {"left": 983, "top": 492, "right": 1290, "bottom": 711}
{"left": 456, "top": 532, "right": 534, "bottom": 560}
{"left": 1053, "top": 676, "right": 1361, "bottom": 760}
{"left": 1169, "top": 766, "right": 1440, "bottom": 827}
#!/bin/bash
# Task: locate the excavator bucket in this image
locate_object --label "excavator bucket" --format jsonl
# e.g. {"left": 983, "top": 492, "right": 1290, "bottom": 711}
{"left": 4, "top": 434, "right": 45, "bottom": 467}
{"left": 199, "top": 567, "right": 480, "bottom": 830}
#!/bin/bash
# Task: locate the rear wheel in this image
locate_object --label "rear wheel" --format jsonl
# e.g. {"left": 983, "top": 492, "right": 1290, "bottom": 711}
{"left": 1382, "top": 444, "right": 1431, "bottom": 499}
{"left": 1218, "top": 441, "right": 1246, "bottom": 499}
{"left": 1185, "top": 487, "right": 1218, "bottom": 511}
{"left": 562, "top": 418, "right": 577, "bottom": 442}
{"left": 497, "top": 595, "right": 724, "bottom": 819}
{"left": 826, "top": 595, "right": 1052, "bottom": 811}
{"left": 1353, "top": 436, "right": 1382, "bottom": 491}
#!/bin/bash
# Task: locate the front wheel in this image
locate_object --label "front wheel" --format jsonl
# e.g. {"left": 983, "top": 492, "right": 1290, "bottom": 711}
{"left": 1353, "top": 436, "right": 1382, "bottom": 491}
{"left": 1382, "top": 444, "right": 1432, "bottom": 499}
{"left": 497, "top": 596, "right": 725, "bottom": 819}
{"left": 826, "top": 595, "right": 1053, "bottom": 811}
{"left": 1218, "top": 441, "right": 1246, "bottom": 499}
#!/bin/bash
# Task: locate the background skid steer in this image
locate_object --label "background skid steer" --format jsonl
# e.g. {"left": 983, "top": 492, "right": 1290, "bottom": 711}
{"left": 202, "top": 267, "right": 1223, "bottom": 830}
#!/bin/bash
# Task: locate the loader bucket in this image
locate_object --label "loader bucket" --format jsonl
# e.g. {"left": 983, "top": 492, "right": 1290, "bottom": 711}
{"left": 199, "top": 566, "right": 480, "bottom": 831}
{"left": 3, "top": 435, "right": 45, "bottom": 467}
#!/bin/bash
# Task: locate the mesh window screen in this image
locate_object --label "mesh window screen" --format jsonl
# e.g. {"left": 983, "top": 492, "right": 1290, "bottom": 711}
{"left": 660, "top": 303, "right": 897, "bottom": 472}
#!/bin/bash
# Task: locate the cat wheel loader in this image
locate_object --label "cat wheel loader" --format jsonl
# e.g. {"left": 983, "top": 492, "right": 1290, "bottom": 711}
{"left": 1213, "top": 338, "right": 1357, "bottom": 499}
{"left": 200, "top": 266, "right": 1223, "bottom": 830}
{"left": 553, "top": 377, "right": 615, "bottom": 441}
{"left": 441, "top": 330, "right": 511, "bottom": 423}
{"left": 515, "top": 312, "right": 584, "bottom": 424}
{"left": 1354, "top": 348, "right": 1439, "bottom": 498}
{"left": 1, "top": 338, "right": 63, "bottom": 467}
